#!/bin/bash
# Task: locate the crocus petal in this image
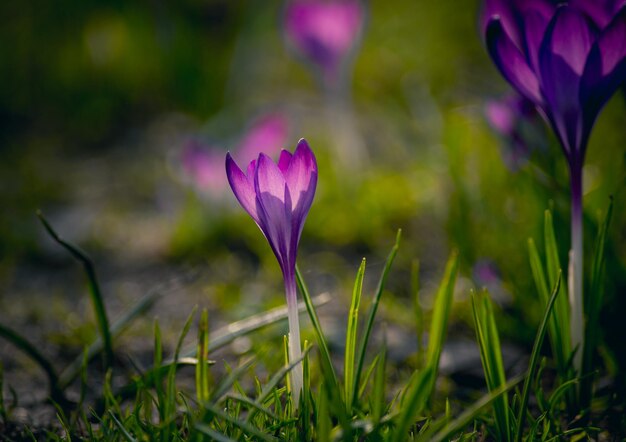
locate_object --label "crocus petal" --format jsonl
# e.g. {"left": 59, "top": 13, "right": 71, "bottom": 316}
{"left": 538, "top": 6, "right": 595, "bottom": 156}
{"left": 580, "top": 7, "right": 626, "bottom": 138}
{"left": 225, "top": 153, "right": 260, "bottom": 223}
{"left": 285, "top": 139, "right": 318, "bottom": 244}
{"left": 255, "top": 154, "right": 293, "bottom": 270}
{"left": 523, "top": 8, "right": 553, "bottom": 71}
{"left": 486, "top": 18, "right": 544, "bottom": 105}
{"left": 278, "top": 149, "right": 293, "bottom": 174}
{"left": 570, "top": 0, "right": 626, "bottom": 28}
{"left": 481, "top": 0, "right": 523, "bottom": 47}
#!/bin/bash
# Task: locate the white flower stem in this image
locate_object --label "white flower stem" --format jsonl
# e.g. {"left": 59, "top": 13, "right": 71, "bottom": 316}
{"left": 569, "top": 166, "right": 584, "bottom": 376}
{"left": 285, "top": 275, "right": 303, "bottom": 408}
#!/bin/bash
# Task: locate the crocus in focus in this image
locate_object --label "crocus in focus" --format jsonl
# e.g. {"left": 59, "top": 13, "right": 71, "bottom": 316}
{"left": 482, "top": 0, "right": 626, "bottom": 374}
{"left": 284, "top": 0, "right": 364, "bottom": 85}
{"left": 226, "top": 139, "right": 318, "bottom": 406}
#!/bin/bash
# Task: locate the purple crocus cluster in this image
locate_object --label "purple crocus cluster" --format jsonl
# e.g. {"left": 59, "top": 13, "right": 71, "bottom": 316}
{"left": 226, "top": 139, "right": 318, "bottom": 404}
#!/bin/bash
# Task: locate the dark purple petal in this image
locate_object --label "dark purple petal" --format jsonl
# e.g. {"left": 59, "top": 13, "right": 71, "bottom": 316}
{"left": 481, "top": 0, "right": 524, "bottom": 47}
{"left": 286, "top": 139, "right": 318, "bottom": 243}
{"left": 486, "top": 18, "right": 544, "bottom": 104}
{"left": 580, "top": 7, "right": 626, "bottom": 142}
{"left": 523, "top": 8, "right": 553, "bottom": 71}
{"left": 254, "top": 153, "right": 293, "bottom": 271}
{"left": 538, "top": 6, "right": 594, "bottom": 156}
{"left": 278, "top": 149, "right": 293, "bottom": 174}
{"left": 225, "top": 153, "right": 260, "bottom": 223}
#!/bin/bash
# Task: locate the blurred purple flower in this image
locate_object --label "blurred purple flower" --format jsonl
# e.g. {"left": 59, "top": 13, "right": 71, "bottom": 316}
{"left": 485, "top": 94, "right": 542, "bottom": 168}
{"left": 181, "top": 113, "right": 290, "bottom": 197}
{"left": 181, "top": 140, "right": 228, "bottom": 196}
{"left": 284, "top": 0, "right": 364, "bottom": 84}
{"left": 236, "top": 113, "right": 290, "bottom": 164}
{"left": 225, "top": 139, "right": 318, "bottom": 405}
{"left": 482, "top": 0, "right": 626, "bottom": 375}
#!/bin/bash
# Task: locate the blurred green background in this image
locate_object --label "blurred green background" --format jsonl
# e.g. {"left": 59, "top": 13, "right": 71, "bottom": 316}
{"left": 1, "top": 0, "right": 625, "bottom": 395}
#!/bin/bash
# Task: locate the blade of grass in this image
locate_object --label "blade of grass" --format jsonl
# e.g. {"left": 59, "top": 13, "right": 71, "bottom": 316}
{"left": 544, "top": 211, "right": 571, "bottom": 365}
{"left": 354, "top": 230, "right": 401, "bottom": 399}
{"left": 195, "top": 423, "right": 238, "bottom": 442}
{"left": 58, "top": 289, "right": 160, "bottom": 390}
{"left": 0, "top": 322, "right": 65, "bottom": 404}
{"left": 528, "top": 238, "right": 568, "bottom": 380}
{"left": 424, "top": 375, "right": 524, "bottom": 442}
{"left": 196, "top": 309, "right": 210, "bottom": 404}
{"left": 37, "top": 211, "right": 113, "bottom": 370}
{"left": 295, "top": 266, "right": 344, "bottom": 415}
{"left": 200, "top": 401, "right": 278, "bottom": 442}
{"left": 345, "top": 258, "right": 366, "bottom": 413}
{"left": 179, "top": 293, "right": 330, "bottom": 359}
{"left": 392, "top": 366, "right": 434, "bottom": 442}
{"left": 108, "top": 410, "right": 137, "bottom": 442}
{"left": 471, "top": 290, "right": 510, "bottom": 442}
{"left": 514, "top": 271, "right": 562, "bottom": 442}
{"left": 424, "top": 251, "right": 459, "bottom": 393}
{"left": 210, "top": 357, "right": 256, "bottom": 404}
{"left": 165, "top": 307, "right": 196, "bottom": 430}
{"left": 581, "top": 197, "right": 613, "bottom": 410}
{"left": 412, "top": 259, "right": 424, "bottom": 368}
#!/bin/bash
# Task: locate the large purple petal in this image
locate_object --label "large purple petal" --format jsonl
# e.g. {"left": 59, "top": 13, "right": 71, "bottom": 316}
{"left": 225, "top": 153, "right": 260, "bottom": 223}
{"left": 486, "top": 18, "right": 544, "bottom": 104}
{"left": 580, "top": 6, "right": 626, "bottom": 142}
{"left": 278, "top": 149, "right": 293, "bottom": 174}
{"left": 254, "top": 154, "right": 293, "bottom": 272}
{"left": 538, "top": 6, "right": 594, "bottom": 157}
{"left": 286, "top": 139, "right": 318, "bottom": 244}
{"left": 481, "top": 0, "right": 523, "bottom": 48}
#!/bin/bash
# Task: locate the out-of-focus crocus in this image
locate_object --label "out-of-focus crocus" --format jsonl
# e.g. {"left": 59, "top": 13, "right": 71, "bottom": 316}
{"left": 236, "top": 113, "right": 290, "bottom": 164}
{"left": 226, "top": 139, "right": 318, "bottom": 406}
{"left": 485, "top": 94, "right": 542, "bottom": 169}
{"left": 284, "top": 0, "right": 364, "bottom": 85}
{"left": 482, "top": 0, "right": 626, "bottom": 374}
{"left": 181, "top": 140, "right": 229, "bottom": 197}
{"left": 181, "top": 113, "right": 289, "bottom": 197}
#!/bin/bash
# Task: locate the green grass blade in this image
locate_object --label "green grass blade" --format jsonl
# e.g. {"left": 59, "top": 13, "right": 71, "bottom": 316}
{"left": 200, "top": 401, "right": 278, "bottom": 442}
{"left": 412, "top": 259, "right": 424, "bottom": 368}
{"left": 196, "top": 309, "right": 210, "bottom": 404}
{"left": 0, "top": 322, "right": 65, "bottom": 404}
{"left": 58, "top": 289, "right": 159, "bottom": 390}
{"left": 424, "top": 251, "right": 459, "bottom": 392}
{"left": 543, "top": 211, "right": 571, "bottom": 376}
{"left": 295, "top": 265, "right": 344, "bottom": 415}
{"left": 165, "top": 307, "right": 196, "bottom": 426}
{"left": 528, "top": 238, "right": 567, "bottom": 378}
{"left": 354, "top": 230, "right": 401, "bottom": 399}
{"left": 514, "top": 272, "right": 562, "bottom": 442}
{"left": 180, "top": 293, "right": 331, "bottom": 358}
{"left": 471, "top": 291, "right": 510, "bottom": 442}
{"left": 581, "top": 197, "right": 613, "bottom": 409}
{"left": 372, "top": 342, "right": 387, "bottom": 423}
{"left": 210, "top": 358, "right": 256, "bottom": 404}
{"left": 345, "top": 257, "right": 366, "bottom": 413}
{"left": 37, "top": 211, "right": 113, "bottom": 370}
{"left": 392, "top": 366, "right": 434, "bottom": 442}
{"left": 425, "top": 375, "right": 524, "bottom": 442}
{"left": 195, "top": 424, "right": 238, "bottom": 442}
{"left": 107, "top": 411, "right": 137, "bottom": 442}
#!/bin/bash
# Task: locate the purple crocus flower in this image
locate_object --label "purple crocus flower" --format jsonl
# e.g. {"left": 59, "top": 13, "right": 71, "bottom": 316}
{"left": 226, "top": 139, "right": 318, "bottom": 405}
{"left": 284, "top": 0, "right": 364, "bottom": 85}
{"left": 482, "top": 0, "right": 626, "bottom": 374}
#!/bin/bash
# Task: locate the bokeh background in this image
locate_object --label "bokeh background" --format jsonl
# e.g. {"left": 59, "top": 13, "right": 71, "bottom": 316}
{"left": 1, "top": 0, "right": 625, "bottom": 418}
